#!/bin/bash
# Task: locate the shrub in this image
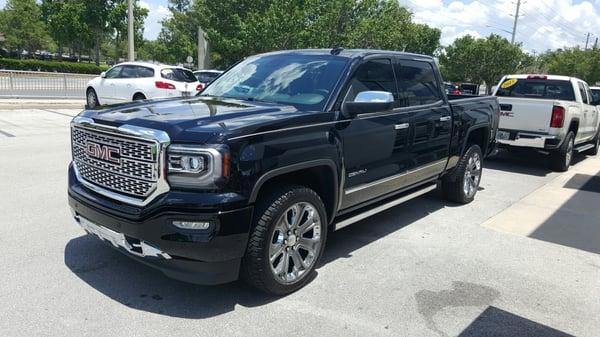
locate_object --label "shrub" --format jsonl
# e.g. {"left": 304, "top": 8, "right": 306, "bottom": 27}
{"left": 0, "top": 58, "right": 109, "bottom": 74}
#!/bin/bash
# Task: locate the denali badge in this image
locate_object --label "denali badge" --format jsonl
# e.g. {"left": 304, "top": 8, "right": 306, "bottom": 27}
{"left": 85, "top": 142, "right": 121, "bottom": 164}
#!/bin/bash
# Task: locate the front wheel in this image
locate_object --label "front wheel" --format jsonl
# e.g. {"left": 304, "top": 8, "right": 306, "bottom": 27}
{"left": 586, "top": 132, "right": 599, "bottom": 156}
{"left": 86, "top": 88, "right": 99, "bottom": 108}
{"left": 241, "top": 185, "right": 327, "bottom": 295}
{"left": 442, "top": 144, "right": 483, "bottom": 204}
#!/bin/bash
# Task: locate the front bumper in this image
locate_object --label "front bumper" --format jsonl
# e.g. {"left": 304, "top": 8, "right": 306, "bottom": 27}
{"left": 497, "top": 129, "right": 563, "bottom": 150}
{"left": 68, "top": 166, "right": 254, "bottom": 285}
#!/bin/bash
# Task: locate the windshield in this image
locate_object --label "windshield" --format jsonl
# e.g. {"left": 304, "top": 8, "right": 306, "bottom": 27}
{"left": 201, "top": 54, "right": 349, "bottom": 111}
{"left": 496, "top": 79, "right": 575, "bottom": 101}
{"left": 161, "top": 68, "right": 197, "bottom": 83}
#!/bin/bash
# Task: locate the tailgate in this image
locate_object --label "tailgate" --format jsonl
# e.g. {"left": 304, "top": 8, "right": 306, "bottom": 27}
{"left": 497, "top": 97, "right": 555, "bottom": 133}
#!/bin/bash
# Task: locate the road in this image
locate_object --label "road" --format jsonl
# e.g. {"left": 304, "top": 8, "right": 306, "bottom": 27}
{"left": 1, "top": 108, "right": 599, "bottom": 337}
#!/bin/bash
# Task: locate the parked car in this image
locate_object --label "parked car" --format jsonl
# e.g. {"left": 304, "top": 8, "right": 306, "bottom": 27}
{"left": 493, "top": 74, "right": 600, "bottom": 171}
{"left": 85, "top": 62, "right": 202, "bottom": 108}
{"left": 459, "top": 83, "right": 479, "bottom": 95}
{"left": 444, "top": 82, "right": 461, "bottom": 95}
{"left": 193, "top": 70, "right": 223, "bottom": 90}
{"left": 69, "top": 49, "right": 499, "bottom": 295}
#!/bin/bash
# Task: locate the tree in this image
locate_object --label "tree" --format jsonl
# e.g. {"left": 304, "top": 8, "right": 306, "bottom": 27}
{"left": 41, "top": 0, "right": 88, "bottom": 60}
{"left": 1, "top": 0, "right": 51, "bottom": 55}
{"left": 539, "top": 48, "right": 600, "bottom": 85}
{"left": 440, "top": 34, "right": 525, "bottom": 93}
{"left": 148, "top": 0, "right": 198, "bottom": 64}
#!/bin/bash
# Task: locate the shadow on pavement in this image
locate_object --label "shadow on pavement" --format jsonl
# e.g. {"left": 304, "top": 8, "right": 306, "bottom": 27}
{"left": 528, "top": 170, "right": 600, "bottom": 255}
{"left": 458, "top": 306, "right": 574, "bottom": 337}
{"left": 485, "top": 148, "right": 588, "bottom": 177}
{"left": 64, "top": 235, "right": 278, "bottom": 319}
{"left": 65, "top": 190, "right": 450, "bottom": 318}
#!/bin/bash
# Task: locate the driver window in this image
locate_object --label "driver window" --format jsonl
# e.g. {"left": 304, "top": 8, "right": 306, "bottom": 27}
{"left": 344, "top": 59, "right": 396, "bottom": 103}
{"left": 105, "top": 66, "right": 122, "bottom": 79}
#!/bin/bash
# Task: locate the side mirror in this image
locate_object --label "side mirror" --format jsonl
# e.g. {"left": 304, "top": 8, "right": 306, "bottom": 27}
{"left": 100, "top": 72, "right": 107, "bottom": 78}
{"left": 342, "top": 91, "right": 394, "bottom": 117}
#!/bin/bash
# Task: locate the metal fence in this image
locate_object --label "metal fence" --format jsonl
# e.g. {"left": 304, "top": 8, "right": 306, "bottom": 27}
{"left": 0, "top": 70, "right": 96, "bottom": 99}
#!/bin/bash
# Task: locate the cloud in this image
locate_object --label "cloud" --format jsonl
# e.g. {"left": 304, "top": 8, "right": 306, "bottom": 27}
{"left": 139, "top": 0, "right": 171, "bottom": 40}
{"left": 402, "top": 0, "right": 600, "bottom": 52}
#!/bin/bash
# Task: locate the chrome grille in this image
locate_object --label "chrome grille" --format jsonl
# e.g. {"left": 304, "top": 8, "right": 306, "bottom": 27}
{"left": 71, "top": 125, "right": 159, "bottom": 198}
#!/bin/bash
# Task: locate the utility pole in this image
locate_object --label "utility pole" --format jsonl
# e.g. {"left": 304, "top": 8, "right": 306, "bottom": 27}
{"left": 127, "top": 0, "right": 135, "bottom": 61}
{"left": 594, "top": 37, "right": 598, "bottom": 50}
{"left": 511, "top": 0, "right": 521, "bottom": 44}
{"left": 584, "top": 33, "right": 590, "bottom": 50}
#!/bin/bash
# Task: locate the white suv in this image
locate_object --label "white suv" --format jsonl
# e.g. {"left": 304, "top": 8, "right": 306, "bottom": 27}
{"left": 86, "top": 62, "right": 202, "bottom": 108}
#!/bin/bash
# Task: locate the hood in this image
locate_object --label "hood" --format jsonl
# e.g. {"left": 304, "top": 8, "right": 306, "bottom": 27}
{"left": 80, "top": 96, "right": 329, "bottom": 143}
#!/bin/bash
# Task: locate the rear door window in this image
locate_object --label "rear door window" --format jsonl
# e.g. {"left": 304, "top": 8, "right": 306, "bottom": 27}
{"left": 394, "top": 60, "right": 441, "bottom": 107}
{"left": 119, "top": 65, "right": 138, "bottom": 79}
{"left": 136, "top": 66, "right": 154, "bottom": 78}
{"left": 496, "top": 79, "right": 576, "bottom": 101}
{"left": 161, "top": 68, "right": 197, "bottom": 83}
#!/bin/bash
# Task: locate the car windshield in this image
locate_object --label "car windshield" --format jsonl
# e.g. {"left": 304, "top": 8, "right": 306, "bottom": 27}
{"left": 201, "top": 54, "right": 349, "bottom": 111}
{"left": 496, "top": 79, "right": 576, "bottom": 101}
{"left": 161, "top": 68, "right": 197, "bottom": 83}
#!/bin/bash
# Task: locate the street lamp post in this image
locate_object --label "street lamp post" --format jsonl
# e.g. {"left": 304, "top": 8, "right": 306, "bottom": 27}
{"left": 128, "top": 0, "right": 135, "bottom": 61}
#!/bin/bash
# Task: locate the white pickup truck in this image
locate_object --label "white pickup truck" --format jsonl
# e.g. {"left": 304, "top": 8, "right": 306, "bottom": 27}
{"left": 493, "top": 75, "right": 600, "bottom": 171}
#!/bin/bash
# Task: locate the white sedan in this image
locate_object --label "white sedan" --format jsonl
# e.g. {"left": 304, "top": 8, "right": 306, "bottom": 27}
{"left": 86, "top": 62, "right": 203, "bottom": 108}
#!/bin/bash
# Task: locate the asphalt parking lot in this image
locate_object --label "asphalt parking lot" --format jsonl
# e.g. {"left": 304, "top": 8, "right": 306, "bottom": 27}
{"left": 1, "top": 108, "right": 599, "bottom": 337}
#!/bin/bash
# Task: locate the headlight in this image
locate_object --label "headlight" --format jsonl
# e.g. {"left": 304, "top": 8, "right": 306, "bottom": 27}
{"left": 167, "top": 144, "right": 229, "bottom": 189}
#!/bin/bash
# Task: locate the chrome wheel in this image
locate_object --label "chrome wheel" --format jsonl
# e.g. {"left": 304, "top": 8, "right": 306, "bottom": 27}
{"left": 565, "top": 138, "right": 574, "bottom": 166}
{"left": 463, "top": 152, "right": 482, "bottom": 198}
{"left": 268, "top": 202, "right": 322, "bottom": 284}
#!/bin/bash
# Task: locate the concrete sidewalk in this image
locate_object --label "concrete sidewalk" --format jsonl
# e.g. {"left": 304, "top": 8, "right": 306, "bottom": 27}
{"left": 483, "top": 153, "right": 600, "bottom": 254}
{"left": 0, "top": 98, "right": 85, "bottom": 109}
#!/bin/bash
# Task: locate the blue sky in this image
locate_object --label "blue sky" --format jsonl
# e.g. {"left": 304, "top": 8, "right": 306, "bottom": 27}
{"left": 2, "top": 0, "right": 599, "bottom": 52}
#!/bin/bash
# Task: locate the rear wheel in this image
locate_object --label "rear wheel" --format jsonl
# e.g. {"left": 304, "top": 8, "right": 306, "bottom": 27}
{"left": 86, "top": 88, "right": 99, "bottom": 108}
{"left": 133, "top": 93, "right": 146, "bottom": 101}
{"left": 549, "top": 131, "right": 574, "bottom": 172}
{"left": 442, "top": 144, "right": 483, "bottom": 204}
{"left": 241, "top": 185, "right": 327, "bottom": 295}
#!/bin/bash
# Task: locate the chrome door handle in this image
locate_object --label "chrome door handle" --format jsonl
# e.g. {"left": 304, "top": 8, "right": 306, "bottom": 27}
{"left": 439, "top": 116, "right": 451, "bottom": 122}
{"left": 395, "top": 123, "right": 410, "bottom": 130}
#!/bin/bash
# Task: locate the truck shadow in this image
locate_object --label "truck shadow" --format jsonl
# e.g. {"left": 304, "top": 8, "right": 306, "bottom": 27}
{"left": 64, "top": 190, "right": 450, "bottom": 319}
{"left": 484, "top": 148, "right": 586, "bottom": 177}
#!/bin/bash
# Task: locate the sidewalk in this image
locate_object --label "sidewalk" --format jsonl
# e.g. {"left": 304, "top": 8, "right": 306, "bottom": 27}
{"left": 483, "top": 154, "right": 600, "bottom": 254}
{"left": 0, "top": 98, "right": 85, "bottom": 110}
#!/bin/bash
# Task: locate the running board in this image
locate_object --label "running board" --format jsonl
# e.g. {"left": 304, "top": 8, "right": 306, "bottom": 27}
{"left": 333, "top": 184, "right": 437, "bottom": 231}
{"left": 575, "top": 143, "right": 595, "bottom": 153}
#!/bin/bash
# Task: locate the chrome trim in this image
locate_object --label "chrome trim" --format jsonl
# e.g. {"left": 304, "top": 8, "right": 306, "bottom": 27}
{"left": 167, "top": 145, "right": 224, "bottom": 188}
{"left": 74, "top": 214, "right": 171, "bottom": 259}
{"left": 71, "top": 116, "right": 171, "bottom": 207}
{"left": 439, "top": 116, "right": 451, "bottom": 122}
{"left": 334, "top": 184, "right": 437, "bottom": 231}
{"left": 344, "top": 159, "right": 447, "bottom": 195}
{"left": 395, "top": 123, "right": 410, "bottom": 130}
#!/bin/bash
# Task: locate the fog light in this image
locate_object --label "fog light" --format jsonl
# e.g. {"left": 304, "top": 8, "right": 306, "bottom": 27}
{"left": 172, "top": 220, "right": 211, "bottom": 230}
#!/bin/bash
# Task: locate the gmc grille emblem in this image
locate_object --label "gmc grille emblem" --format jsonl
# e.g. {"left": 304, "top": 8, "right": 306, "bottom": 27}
{"left": 85, "top": 142, "right": 121, "bottom": 164}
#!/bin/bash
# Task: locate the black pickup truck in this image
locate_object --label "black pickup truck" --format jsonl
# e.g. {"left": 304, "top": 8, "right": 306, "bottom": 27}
{"left": 68, "top": 49, "right": 499, "bottom": 295}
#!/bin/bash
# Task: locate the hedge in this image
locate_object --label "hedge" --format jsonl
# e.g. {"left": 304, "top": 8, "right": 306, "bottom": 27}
{"left": 0, "top": 58, "right": 110, "bottom": 74}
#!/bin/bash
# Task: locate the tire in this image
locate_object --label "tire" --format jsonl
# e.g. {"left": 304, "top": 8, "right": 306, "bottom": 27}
{"left": 86, "top": 88, "right": 99, "bottom": 108}
{"left": 442, "top": 144, "right": 483, "bottom": 204}
{"left": 133, "top": 93, "right": 146, "bottom": 101}
{"left": 241, "top": 185, "right": 327, "bottom": 295}
{"left": 549, "top": 131, "right": 574, "bottom": 172}
{"left": 586, "top": 132, "right": 599, "bottom": 156}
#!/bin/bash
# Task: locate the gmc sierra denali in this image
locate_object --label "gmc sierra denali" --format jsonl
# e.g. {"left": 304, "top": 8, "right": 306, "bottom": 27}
{"left": 68, "top": 49, "right": 500, "bottom": 295}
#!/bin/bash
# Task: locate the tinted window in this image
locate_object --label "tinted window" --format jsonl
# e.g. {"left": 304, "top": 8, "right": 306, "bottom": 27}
{"left": 119, "top": 65, "right": 138, "bottom": 79}
{"left": 195, "top": 72, "right": 220, "bottom": 83}
{"left": 344, "top": 59, "right": 396, "bottom": 102}
{"left": 496, "top": 79, "right": 575, "bottom": 101}
{"left": 105, "top": 66, "right": 122, "bottom": 79}
{"left": 578, "top": 82, "right": 589, "bottom": 104}
{"left": 395, "top": 60, "right": 441, "bottom": 107}
{"left": 591, "top": 89, "right": 600, "bottom": 104}
{"left": 202, "top": 54, "right": 349, "bottom": 111}
{"left": 161, "top": 68, "right": 197, "bottom": 82}
{"left": 136, "top": 66, "right": 154, "bottom": 78}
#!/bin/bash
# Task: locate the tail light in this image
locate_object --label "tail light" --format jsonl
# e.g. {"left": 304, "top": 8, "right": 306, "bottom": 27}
{"left": 550, "top": 106, "right": 565, "bottom": 128}
{"left": 452, "top": 89, "right": 461, "bottom": 95}
{"left": 196, "top": 83, "right": 206, "bottom": 91}
{"left": 527, "top": 75, "right": 548, "bottom": 80}
{"left": 155, "top": 81, "right": 176, "bottom": 90}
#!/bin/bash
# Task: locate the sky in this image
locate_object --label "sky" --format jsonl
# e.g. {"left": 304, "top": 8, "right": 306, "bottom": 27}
{"left": 2, "top": 0, "right": 599, "bottom": 53}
